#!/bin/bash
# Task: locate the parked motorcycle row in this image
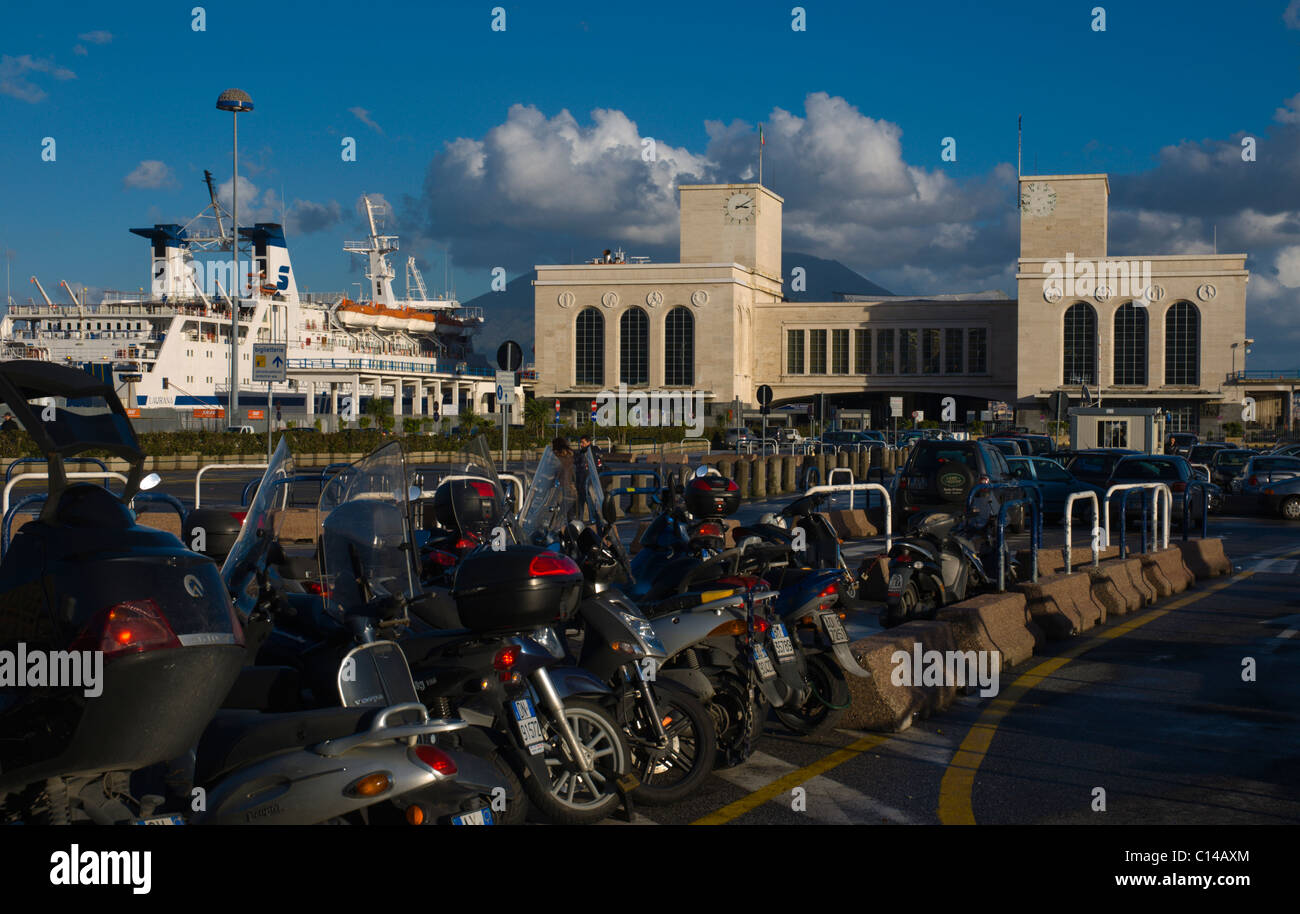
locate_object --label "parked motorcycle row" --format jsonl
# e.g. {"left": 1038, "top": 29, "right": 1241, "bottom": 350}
{"left": 0, "top": 362, "right": 884, "bottom": 825}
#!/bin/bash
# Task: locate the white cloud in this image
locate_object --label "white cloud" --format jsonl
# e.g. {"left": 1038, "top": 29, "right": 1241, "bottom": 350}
{"left": 1285, "top": 0, "right": 1300, "bottom": 29}
{"left": 77, "top": 30, "right": 112, "bottom": 44}
{"left": 0, "top": 54, "right": 75, "bottom": 102}
{"left": 73, "top": 45, "right": 87, "bottom": 57}
{"left": 349, "top": 107, "right": 384, "bottom": 135}
{"left": 123, "top": 160, "right": 177, "bottom": 190}
{"left": 1275, "top": 246, "right": 1300, "bottom": 288}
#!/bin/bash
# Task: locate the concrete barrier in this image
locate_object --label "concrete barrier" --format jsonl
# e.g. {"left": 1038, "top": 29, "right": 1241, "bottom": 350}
{"left": 629, "top": 521, "right": 649, "bottom": 554}
{"left": 842, "top": 620, "right": 959, "bottom": 731}
{"left": 767, "top": 456, "right": 783, "bottom": 496}
{"left": 1176, "top": 538, "right": 1231, "bottom": 579}
{"left": 782, "top": 456, "right": 798, "bottom": 493}
{"left": 752, "top": 456, "right": 768, "bottom": 499}
{"left": 268, "top": 507, "right": 318, "bottom": 542}
{"left": 734, "top": 459, "right": 751, "bottom": 499}
{"left": 937, "top": 591, "right": 1038, "bottom": 668}
{"left": 1087, "top": 556, "right": 1154, "bottom": 619}
{"left": 1138, "top": 546, "right": 1195, "bottom": 598}
{"left": 828, "top": 509, "right": 875, "bottom": 539}
{"left": 1015, "top": 571, "right": 1103, "bottom": 639}
{"left": 1017, "top": 545, "right": 1120, "bottom": 576}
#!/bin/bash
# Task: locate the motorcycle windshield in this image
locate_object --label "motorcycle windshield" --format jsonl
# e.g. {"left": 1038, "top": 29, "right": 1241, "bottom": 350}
{"left": 318, "top": 441, "right": 417, "bottom": 616}
{"left": 221, "top": 436, "right": 294, "bottom": 600}
{"left": 516, "top": 444, "right": 575, "bottom": 545}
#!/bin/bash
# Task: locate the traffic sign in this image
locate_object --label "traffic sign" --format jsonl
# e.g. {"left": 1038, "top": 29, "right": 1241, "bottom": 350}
{"left": 890, "top": 397, "right": 903, "bottom": 418}
{"left": 248, "top": 409, "right": 265, "bottom": 420}
{"left": 497, "top": 340, "right": 524, "bottom": 372}
{"left": 252, "top": 343, "right": 287, "bottom": 383}
{"left": 756, "top": 384, "right": 773, "bottom": 407}
{"left": 495, "top": 370, "right": 514, "bottom": 412}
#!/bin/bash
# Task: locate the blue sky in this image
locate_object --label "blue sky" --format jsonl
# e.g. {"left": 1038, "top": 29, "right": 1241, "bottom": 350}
{"left": 3, "top": 0, "right": 1299, "bottom": 364}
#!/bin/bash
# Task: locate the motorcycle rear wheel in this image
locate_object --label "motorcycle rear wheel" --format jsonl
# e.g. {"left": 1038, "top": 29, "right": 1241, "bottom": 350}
{"left": 771, "top": 654, "right": 850, "bottom": 737}
{"left": 707, "top": 676, "right": 763, "bottom": 769}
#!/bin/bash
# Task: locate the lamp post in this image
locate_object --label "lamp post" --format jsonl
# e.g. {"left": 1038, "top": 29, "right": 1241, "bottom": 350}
{"left": 216, "top": 88, "right": 254, "bottom": 424}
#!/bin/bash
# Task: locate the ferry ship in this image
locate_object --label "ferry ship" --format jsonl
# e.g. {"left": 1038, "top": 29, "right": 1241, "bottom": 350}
{"left": 0, "top": 179, "right": 512, "bottom": 424}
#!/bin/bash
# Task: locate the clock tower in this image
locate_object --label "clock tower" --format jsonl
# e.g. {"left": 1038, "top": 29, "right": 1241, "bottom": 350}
{"left": 1018, "top": 173, "right": 1109, "bottom": 259}
{"left": 679, "top": 183, "right": 783, "bottom": 282}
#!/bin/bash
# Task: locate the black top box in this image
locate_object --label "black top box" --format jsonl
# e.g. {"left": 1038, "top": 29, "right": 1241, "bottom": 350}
{"left": 452, "top": 545, "right": 584, "bottom": 634}
{"left": 684, "top": 475, "right": 741, "bottom": 517}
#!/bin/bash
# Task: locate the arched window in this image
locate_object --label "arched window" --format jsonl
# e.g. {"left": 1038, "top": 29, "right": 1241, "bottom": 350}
{"left": 619, "top": 307, "right": 649, "bottom": 385}
{"left": 1112, "top": 301, "right": 1148, "bottom": 386}
{"left": 575, "top": 308, "right": 604, "bottom": 385}
{"left": 1165, "top": 301, "right": 1200, "bottom": 386}
{"left": 664, "top": 307, "right": 694, "bottom": 387}
{"left": 1062, "top": 302, "right": 1097, "bottom": 386}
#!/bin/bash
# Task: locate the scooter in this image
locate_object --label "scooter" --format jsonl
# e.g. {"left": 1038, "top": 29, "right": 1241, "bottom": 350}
{"left": 0, "top": 361, "right": 246, "bottom": 824}
{"left": 881, "top": 510, "right": 991, "bottom": 628}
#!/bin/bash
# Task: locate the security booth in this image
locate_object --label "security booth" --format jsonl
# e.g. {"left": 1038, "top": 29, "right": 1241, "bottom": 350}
{"left": 1068, "top": 406, "right": 1166, "bottom": 454}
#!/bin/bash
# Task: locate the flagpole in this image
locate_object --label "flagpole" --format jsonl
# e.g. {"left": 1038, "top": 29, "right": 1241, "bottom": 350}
{"left": 759, "top": 123, "right": 763, "bottom": 186}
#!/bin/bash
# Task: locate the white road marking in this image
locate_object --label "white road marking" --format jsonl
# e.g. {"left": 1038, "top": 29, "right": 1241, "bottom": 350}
{"left": 713, "top": 750, "right": 915, "bottom": 824}
{"left": 1248, "top": 558, "right": 1299, "bottom": 574}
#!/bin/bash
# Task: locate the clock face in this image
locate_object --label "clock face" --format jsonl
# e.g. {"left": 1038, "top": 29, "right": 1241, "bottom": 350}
{"left": 1020, "top": 181, "right": 1057, "bottom": 217}
{"left": 723, "top": 191, "right": 755, "bottom": 224}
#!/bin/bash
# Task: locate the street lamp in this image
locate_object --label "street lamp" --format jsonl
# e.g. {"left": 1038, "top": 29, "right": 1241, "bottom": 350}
{"left": 216, "top": 88, "right": 254, "bottom": 424}
{"left": 1230, "top": 338, "right": 1255, "bottom": 380}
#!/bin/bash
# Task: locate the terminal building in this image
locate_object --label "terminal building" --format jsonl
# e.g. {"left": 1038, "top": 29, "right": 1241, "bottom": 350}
{"left": 534, "top": 173, "right": 1290, "bottom": 435}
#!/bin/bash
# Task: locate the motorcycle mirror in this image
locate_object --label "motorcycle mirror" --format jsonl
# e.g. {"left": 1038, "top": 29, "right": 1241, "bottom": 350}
{"left": 602, "top": 494, "right": 618, "bottom": 524}
{"left": 693, "top": 464, "right": 709, "bottom": 478}
{"left": 140, "top": 472, "right": 162, "bottom": 491}
{"left": 408, "top": 485, "right": 423, "bottom": 503}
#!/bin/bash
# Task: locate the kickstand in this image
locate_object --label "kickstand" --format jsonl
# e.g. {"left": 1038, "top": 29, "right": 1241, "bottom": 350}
{"left": 614, "top": 774, "right": 640, "bottom": 823}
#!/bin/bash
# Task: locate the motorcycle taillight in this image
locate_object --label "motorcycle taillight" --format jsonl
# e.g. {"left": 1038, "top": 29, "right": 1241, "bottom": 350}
{"left": 71, "top": 599, "right": 182, "bottom": 658}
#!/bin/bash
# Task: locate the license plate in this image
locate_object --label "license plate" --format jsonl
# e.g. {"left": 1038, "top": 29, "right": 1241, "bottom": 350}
{"left": 770, "top": 623, "right": 795, "bottom": 662}
{"left": 820, "top": 612, "right": 850, "bottom": 644}
{"left": 751, "top": 645, "right": 776, "bottom": 680}
{"left": 132, "top": 815, "right": 185, "bottom": 825}
{"left": 510, "top": 697, "right": 546, "bottom": 755}
{"left": 888, "top": 573, "right": 903, "bottom": 590}
{"left": 910, "top": 476, "right": 926, "bottom": 489}
{"left": 451, "top": 808, "right": 494, "bottom": 826}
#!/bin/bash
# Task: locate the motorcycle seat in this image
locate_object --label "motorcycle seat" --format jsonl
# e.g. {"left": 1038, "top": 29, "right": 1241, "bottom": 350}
{"left": 194, "top": 705, "right": 378, "bottom": 785}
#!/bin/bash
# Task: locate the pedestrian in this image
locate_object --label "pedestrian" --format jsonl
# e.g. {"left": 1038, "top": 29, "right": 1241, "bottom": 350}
{"left": 552, "top": 436, "right": 578, "bottom": 519}
{"left": 0, "top": 413, "right": 16, "bottom": 432}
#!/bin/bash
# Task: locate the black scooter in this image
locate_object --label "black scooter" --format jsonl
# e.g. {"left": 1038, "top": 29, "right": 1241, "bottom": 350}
{"left": 881, "top": 511, "right": 991, "bottom": 628}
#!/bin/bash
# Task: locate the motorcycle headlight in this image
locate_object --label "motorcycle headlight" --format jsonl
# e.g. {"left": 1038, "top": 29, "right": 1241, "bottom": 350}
{"left": 913, "top": 561, "right": 924, "bottom": 571}
{"left": 618, "top": 611, "right": 667, "bottom": 658}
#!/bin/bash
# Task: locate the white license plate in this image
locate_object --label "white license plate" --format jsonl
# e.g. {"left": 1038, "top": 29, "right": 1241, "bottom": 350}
{"left": 770, "top": 623, "right": 795, "bottom": 662}
{"left": 451, "top": 808, "right": 494, "bottom": 826}
{"left": 751, "top": 645, "right": 776, "bottom": 680}
{"left": 910, "top": 476, "right": 927, "bottom": 489}
{"left": 510, "top": 697, "right": 546, "bottom": 754}
{"left": 820, "top": 612, "right": 850, "bottom": 644}
{"left": 888, "top": 573, "right": 903, "bottom": 591}
{"left": 132, "top": 815, "right": 185, "bottom": 825}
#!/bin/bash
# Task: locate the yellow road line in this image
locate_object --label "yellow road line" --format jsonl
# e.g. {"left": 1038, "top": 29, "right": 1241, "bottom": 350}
{"left": 692, "top": 732, "right": 892, "bottom": 825}
{"left": 692, "top": 545, "right": 1294, "bottom": 827}
{"left": 937, "top": 568, "right": 1260, "bottom": 825}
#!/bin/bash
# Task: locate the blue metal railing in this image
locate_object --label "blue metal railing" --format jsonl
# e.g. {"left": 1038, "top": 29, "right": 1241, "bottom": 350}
{"left": 4, "top": 456, "right": 108, "bottom": 486}
{"left": 965, "top": 482, "right": 1042, "bottom": 592}
{"left": 2, "top": 491, "right": 187, "bottom": 556}
{"left": 1183, "top": 481, "right": 1213, "bottom": 540}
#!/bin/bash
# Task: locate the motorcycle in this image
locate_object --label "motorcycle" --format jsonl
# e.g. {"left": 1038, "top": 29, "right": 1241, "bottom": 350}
{"left": 0, "top": 361, "right": 247, "bottom": 824}
{"left": 515, "top": 443, "right": 718, "bottom": 805}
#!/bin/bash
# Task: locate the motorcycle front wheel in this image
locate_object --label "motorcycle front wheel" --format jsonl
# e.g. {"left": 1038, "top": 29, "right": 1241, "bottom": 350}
{"left": 627, "top": 681, "right": 717, "bottom": 806}
{"left": 523, "top": 698, "right": 631, "bottom": 826}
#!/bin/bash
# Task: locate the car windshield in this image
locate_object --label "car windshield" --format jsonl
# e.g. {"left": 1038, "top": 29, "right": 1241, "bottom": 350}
{"left": 1114, "top": 458, "right": 1182, "bottom": 480}
{"left": 913, "top": 445, "right": 978, "bottom": 472}
{"left": 222, "top": 436, "right": 293, "bottom": 606}
{"left": 1214, "top": 450, "right": 1252, "bottom": 468}
{"left": 1033, "top": 458, "right": 1072, "bottom": 481}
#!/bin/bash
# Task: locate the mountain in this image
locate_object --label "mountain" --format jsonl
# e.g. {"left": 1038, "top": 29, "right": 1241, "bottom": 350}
{"left": 463, "top": 253, "right": 891, "bottom": 365}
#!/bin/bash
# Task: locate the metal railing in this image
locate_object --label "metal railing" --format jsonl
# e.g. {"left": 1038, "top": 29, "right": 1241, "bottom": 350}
{"left": 1062, "top": 490, "right": 1101, "bottom": 574}
{"left": 965, "top": 482, "right": 1042, "bottom": 592}
{"left": 1183, "top": 481, "right": 1213, "bottom": 540}
{"left": 4, "top": 456, "right": 107, "bottom": 486}
{"left": 1101, "top": 482, "right": 1172, "bottom": 558}
{"left": 802, "top": 482, "right": 893, "bottom": 550}
{"left": 3, "top": 471, "right": 130, "bottom": 516}
{"left": 826, "top": 467, "right": 855, "bottom": 497}
{"left": 195, "top": 462, "right": 269, "bottom": 509}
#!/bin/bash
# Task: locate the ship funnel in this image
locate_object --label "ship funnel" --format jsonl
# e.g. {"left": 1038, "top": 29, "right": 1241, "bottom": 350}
{"left": 129, "top": 224, "right": 193, "bottom": 298}
{"left": 240, "top": 224, "right": 299, "bottom": 302}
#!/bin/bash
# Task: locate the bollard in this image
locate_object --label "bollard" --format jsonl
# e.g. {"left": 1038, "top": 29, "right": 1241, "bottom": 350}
{"left": 836, "top": 450, "right": 849, "bottom": 470}
{"left": 735, "top": 459, "right": 752, "bottom": 498}
{"left": 715, "top": 455, "right": 737, "bottom": 480}
{"left": 816, "top": 453, "right": 829, "bottom": 486}
{"left": 856, "top": 447, "right": 869, "bottom": 480}
{"left": 752, "top": 455, "right": 768, "bottom": 499}
{"left": 783, "top": 455, "right": 798, "bottom": 492}
{"left": 767, "top": 455, "right": 783, "bottom": 495}
{"left": 630, "top": 485, "right": 649, "bottom": 515}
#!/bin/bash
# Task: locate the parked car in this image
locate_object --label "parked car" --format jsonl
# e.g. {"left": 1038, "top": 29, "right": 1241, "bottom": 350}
{"left": 1061, "top": 449, "right": 1140, "bottom": 487}
{"left": 1268, "top": 442, "right": 1300, "bottom": 458}
{"left": 723, "top": 427, "right": 757, "bottom": 448}
{"left": 1258, "top": 471, "right": 1300, "bottom": 520}
{"left": 774, "top": 427, "right": 803, "bottom": 444}
{"left": 1167, "top": 432, "right": 1198, "bottom": 457}
{"left": 983, "top": 438, "right": 1029, "bottom": 457}
{"left": 1187, "top": 443, "right": 1233, "bottom": 469}
{"left": 1207, "top": 448, "right": 1254, "bottom": 490}
{"left": 1106, "top": 454, "right": 1216, "bottom": 528}
{"left": 894, "top": 439, "right": 1027, "bottom": 533}
{"left": 1005, "top": 455, "right": 1103, "bottom": 522}
{"left": 999, "top": 432, "right": 1054, "bottom": 456}
{"left": 1237, "top": 455, "right": 1300, "bottom": 496}
{"left": 820, "top": 429, "right": 882, "bottom": 450}
{"left": 225, "top": 424, "right": 255, "bottom": 434}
